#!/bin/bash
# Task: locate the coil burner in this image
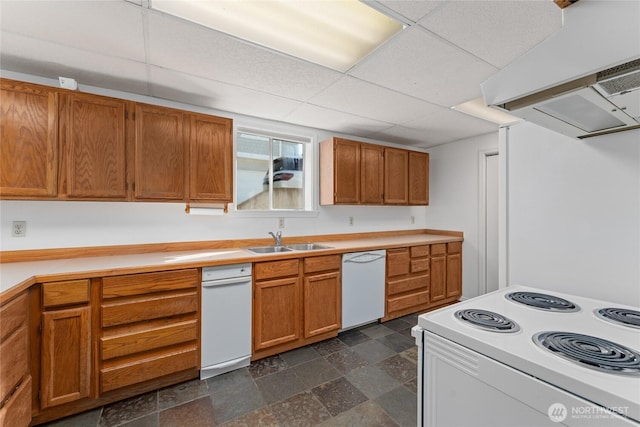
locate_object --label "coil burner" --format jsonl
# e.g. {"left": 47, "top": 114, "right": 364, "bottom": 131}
{"left": 534, "top": 331, "right": 640, "bottom": 376}
{"left": 454, "top": 309, "right": 520, "bottom": 333}
{"left": 595, "top": 308, "right": 640, "bottom": 329}
{"left": 506, "top": 291, "right": 580, "bottom": 312}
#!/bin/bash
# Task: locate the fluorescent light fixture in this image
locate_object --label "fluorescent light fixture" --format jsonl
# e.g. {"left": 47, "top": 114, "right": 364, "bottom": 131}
{"left": 150, "top": 0, "right": 403, "bottom": 72}
{"left": 452, "top": 97, "right": 522, "bottom": 125}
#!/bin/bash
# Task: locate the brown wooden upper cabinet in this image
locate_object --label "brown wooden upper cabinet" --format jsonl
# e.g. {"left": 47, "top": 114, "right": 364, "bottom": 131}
{"left": 0, "top": 79, "right": 59, "bottom": 198}
{"left": 0, "top": 78, "right": 233, "bottom": 204}
{"left": 320, "top": 137, "right": 428, "bottom": 206}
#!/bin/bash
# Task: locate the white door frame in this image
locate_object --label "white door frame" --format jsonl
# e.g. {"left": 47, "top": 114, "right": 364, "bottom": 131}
{"left": 478, "top": 148, "right": 499, "bottom": 296}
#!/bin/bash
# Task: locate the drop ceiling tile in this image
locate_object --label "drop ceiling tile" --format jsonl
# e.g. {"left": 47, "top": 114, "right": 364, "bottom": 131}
{"left": 375, "top": 0, "right": 446, "bottom": 23}
{"left": 283, "top": 104, "right": 393, "bottom": 137}
{"left": 148, "top": 67, "right": 303, "bottom": 121}
{"left": 308, "top": 76, "right": 444, "bottom": 124}
{"left": 419, "top": 0, "right": 562, "bottom": 68}
{"left": 145, "top": 10, "right": 342, "bottom": 102}
{"left": 0, "top": 0, "right": 145, "bottom": 61}
{"left": 350, "top": 26, "right": 498, "bottom": 108}
{"left": 0, "top": 32, "right": 149, "bottom": 94}
{"left": 372, "top": 106, "right": 498, "bottom": 148}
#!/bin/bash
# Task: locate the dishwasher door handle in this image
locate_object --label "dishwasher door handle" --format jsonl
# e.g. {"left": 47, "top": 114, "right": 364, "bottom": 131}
{"left": 202, "top": 276, "right": 251, "bottom": 287}
{"left": 343, "top": 253, "right": 385, "bottom": 263}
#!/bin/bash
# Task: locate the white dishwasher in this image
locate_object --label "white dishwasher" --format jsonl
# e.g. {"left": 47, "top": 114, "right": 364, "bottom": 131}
{"left": 341, "top": 250, "right": 386, "bottom": 330}
{"left": 200, "top": 263, "right": 252, "bottom": 380}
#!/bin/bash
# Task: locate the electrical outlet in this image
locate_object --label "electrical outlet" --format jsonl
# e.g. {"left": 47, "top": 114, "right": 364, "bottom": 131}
{"left": 349, "top": 216, "right": 354, "bottom": 226}
{"left": 12, "top": 221, "right": 26, "bottom": 237}
{"left": 278, "top": 218, "right": 285, "bottom": 229}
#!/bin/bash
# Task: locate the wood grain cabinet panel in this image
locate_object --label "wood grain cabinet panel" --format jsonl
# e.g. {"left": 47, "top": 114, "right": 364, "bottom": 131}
{"left": 360, "top": 143, "right": 384, "bottom": 204}
{"left": 303, "top": 256, "right": 341, "bottom": 338}
{"left": 42, "top": 279, "right": 89, "bottom": 308}
{"left": 0, "top": 324, "right": 28, "bottom": 406}
{"left": 133, "top": 103, "right": 187, "bottom": 201}
{"left": 188, "top": 113, "right": 233, "bottom": 202}
{"left": 0, "top": 376, "right": 31, "bottom": 427}
{"left": 59, "top": 92, "right": 128, "bottom": 199}
{"left": 0, "top": 79, "right": 58, "bottom": 198}
{"left": 40, "top": 306, "right": 91, "bottom": 408}
{"left": 101, "top": 292, "right": 198, "bottom": 328}
{"left": 408, "top": 151, "right": 429, "bottom": 205}
{"left": 102, "top": 269, "right": 197, "bottom": 298}
{"left": 383, "top": 148, "right": 408, "bottom": 205}
{"left": 253, "top": 276, "right": 301, "bottom": 351}
{"left": 319, "top": 138, "right": 360, "bottom": 205}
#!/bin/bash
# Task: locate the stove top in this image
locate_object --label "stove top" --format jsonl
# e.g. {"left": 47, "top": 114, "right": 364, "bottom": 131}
{"left": 454, "top": 309, "right": 520, "bottom": 333}
{"left": 417, "top": 285, "right": 640, "bottom": 422}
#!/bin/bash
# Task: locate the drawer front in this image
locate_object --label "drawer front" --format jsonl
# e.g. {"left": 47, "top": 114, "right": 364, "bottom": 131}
{"left": 0, "top": 375, "right": 31, "bottom": 427}
{"left": 431, "top": 243, "right": 446, "bottom": 256}
{"left": 101, "top": 319, "right": 198, "bottom": 361}
{"left": 410, "top": 245, "right": 429, "bottom": 258}
{"left": 0, "top": 324, "right": 28, "bottom": 404}
{"left": 0, "top": 293, "right": 27, "bottom": 341}
{"left": 448, "top": 241, "right": 462, "bottom": 254}
{"left": 388, "top": 275, "right": 428, "bottom": 296}
{"left": 102, "top": 269, "right": 197, "bottom": 299}
{"left": 102, "top": 292, "right": 198, "bottom": 327}
{"left": 387, "top": 289, "right": 429, "bottom": 313}
{"left": 386, "top": 249, "right": 410, "bottom": 277}
{"left": 254, "top": 259, "right": 299, "bottom": 281}
{"left": 304, "top": 255, "right": 341, "bottom": 274}
{"left": 100, "top": 346, "right": 198, "bottom": 393}
{"left": 410, "top": 258, "right": 429, "bottom": 273}
{"left": 43, "top": 279, "right": 89, "bottom": 307}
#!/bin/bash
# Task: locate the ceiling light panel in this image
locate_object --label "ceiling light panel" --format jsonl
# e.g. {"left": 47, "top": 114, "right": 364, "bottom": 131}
{"left": 150, "top": 0, "right": 403, "bottom": 72}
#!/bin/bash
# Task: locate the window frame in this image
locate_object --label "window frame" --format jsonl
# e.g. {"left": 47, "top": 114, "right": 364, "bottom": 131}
{"left": 233, "top": 126, "right": 318, "bottom": 218}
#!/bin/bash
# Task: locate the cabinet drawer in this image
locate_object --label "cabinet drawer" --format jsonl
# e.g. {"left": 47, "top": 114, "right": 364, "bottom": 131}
{"left": 431, "top": 243, "right": 446, "bottom": 256}
{"left": 388, "top": 275, "right": 428, "bottom": 296}
{"left": 410, "top": 258, "right": 429, "bottom": 273}
{"left": 102, "top": 269, "right": 197, "bottom": 299}
{"left": 410, "top": 245, "right": 429, "bottom": 258}
{"left": 254, "top": 259, "right": 299, "bottom": 281}
{"left": 0, "top": 293, "right": 27, "bottom": 341}
{"left": 0, "top": 324, "right": 28, "bottom": 404}
{"left": 304, "top": 255, "right": 340, "bottom": 274}
{"left": 448, "top": 241, "right": 462, "bottom": 254}
{"left": 100, "top": 345, "right": 198, "bottom": 393}
{"left": 387, "top": 289, "right": 429, "bottom": 313}
{"left": 42, "top": 279, "right": 89, "bottom": 307}
{"left": 386, "top": 249, "right": 409, "bottom": 277}
{"left": 102, "top": 292, "right": 198, "bottom": 327}
{"left": 101, "top": 319, "right": 198, "bottom": 360}
{"left": 0, "top": 375, "right": 31, "bottom": 427}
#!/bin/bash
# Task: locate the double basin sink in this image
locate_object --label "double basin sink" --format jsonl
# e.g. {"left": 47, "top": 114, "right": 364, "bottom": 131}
{"left": 247, "top": 243, "right": 332, "bottom": 254}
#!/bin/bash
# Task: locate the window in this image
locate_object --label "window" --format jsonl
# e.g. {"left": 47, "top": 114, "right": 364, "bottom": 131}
{"left": 236, "top": 129, "right": 313, "bottom": 212}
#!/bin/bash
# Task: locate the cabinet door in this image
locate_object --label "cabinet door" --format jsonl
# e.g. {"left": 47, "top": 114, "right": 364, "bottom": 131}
{"left": 430, "top": 253, "right": 447, "bottom": 303}
{"left": 446, "top": 252, "right": 462, "bottom": 299}
{"left": 360, "top": 143, "right": 384, "bottom": 204}
{"left": 0, "top": 79, "right": 58, "bottom": 198}
{"left": 41, "top": 306, "right": 91, "bottom": 408}
{"left": 408, "top": 151, "right": 429, "bottom": 205}
{"left": 133, "top": 103, "right": 186, "bottom": 201}
{"left": 333, "top": 138, "right": 360, "bottom": 204}
{"left": 60, "top": 92, "right": 127, "bottom": 199}
{"left": 303, "top": 271, "right": 341, "bottom": 338}
{"left": 384, "top": 148, "right": 408, "bottom": 204}
{"left": 188, "top": 113, "right": 233, "bottom": 202}
{"left": 253, "top": 277, "right": 301, "bottom": 351}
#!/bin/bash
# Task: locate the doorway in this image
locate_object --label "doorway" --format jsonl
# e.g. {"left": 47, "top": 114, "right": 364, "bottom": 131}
{"left": 479, "top": 151, "right": 499, "bottom": 295}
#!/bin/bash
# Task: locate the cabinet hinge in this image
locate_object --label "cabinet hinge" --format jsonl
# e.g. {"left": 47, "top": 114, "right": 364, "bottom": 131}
{"left": 38, "top": 321, "right": 42, "bottom": 334}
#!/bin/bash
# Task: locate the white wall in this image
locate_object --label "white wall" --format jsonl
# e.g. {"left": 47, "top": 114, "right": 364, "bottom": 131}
{"left": 0, "top": 71, "right": 429, "bottom": 251}
{"left": 426, "top": 132, "right": 499, "bottom": 300}
{"left": 503, "top": 122, "right": 640, "bottom": 306}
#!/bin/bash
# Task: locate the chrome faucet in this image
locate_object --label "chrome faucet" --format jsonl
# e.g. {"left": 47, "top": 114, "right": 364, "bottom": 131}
{"left": 269, "top": 231, "right": 283, "bottom": 246}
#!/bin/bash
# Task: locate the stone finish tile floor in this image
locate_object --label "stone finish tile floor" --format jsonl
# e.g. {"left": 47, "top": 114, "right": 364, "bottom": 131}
{"left": 41, "top": 316, "right": 419, "bottom": 427}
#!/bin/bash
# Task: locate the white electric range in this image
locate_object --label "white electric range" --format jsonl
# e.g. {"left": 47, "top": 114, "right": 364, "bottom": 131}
{"left": 412, "top": 285, "right": 640, "bottom": 427}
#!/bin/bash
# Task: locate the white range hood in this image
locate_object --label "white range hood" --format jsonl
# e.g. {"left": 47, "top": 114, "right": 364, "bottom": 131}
{"left": 482, "top": 0, "right": 640, "bottom": 139}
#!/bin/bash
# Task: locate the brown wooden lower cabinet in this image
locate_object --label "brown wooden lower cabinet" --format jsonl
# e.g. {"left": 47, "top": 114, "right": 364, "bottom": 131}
{"left": 252, "top": 256, "right": 341, "bottom": 360}
{"left": 383, "top": 242, "right": 462, "bottom": 321}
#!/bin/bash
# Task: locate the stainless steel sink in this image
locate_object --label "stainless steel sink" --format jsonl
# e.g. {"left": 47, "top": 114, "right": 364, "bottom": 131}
{"left": 285, "top": 243, "right": 333, "bottom": 251}
{"left": 247, "top": 246, "right": 294, "bottom": 254}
